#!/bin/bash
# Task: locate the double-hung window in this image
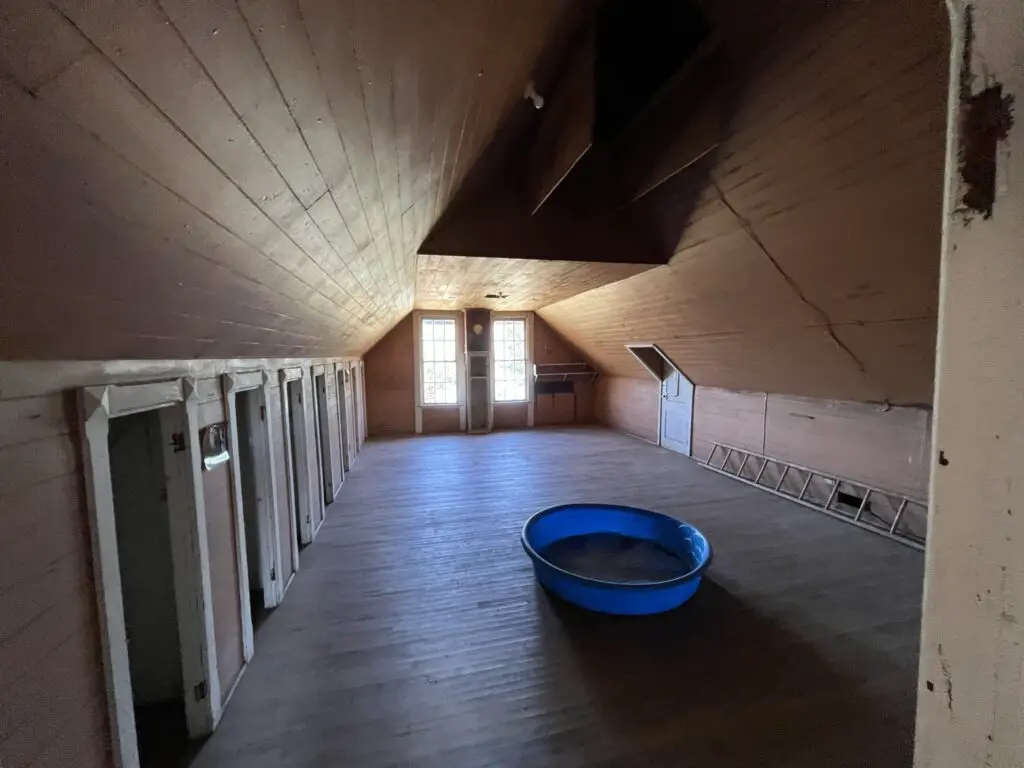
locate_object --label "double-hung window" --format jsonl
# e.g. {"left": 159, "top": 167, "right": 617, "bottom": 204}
{"left": 421, "top": 318, "right": 458, "bottom": 405}
{"left": 493, "top": 319, "right": 528, "bottom": 402}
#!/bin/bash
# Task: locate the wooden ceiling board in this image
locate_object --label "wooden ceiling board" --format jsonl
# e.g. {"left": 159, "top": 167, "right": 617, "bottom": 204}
{"left": 538, "top": 0, "right": 948, "bottom": 406}
{"left": 0, "top": 0, "right": 582, "bottom": 360}
{"left": 415, "top": 256, "right": 651, "bottom": 311}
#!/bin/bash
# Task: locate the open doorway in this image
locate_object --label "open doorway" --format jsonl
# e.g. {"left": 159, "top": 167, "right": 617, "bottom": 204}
{"left": 313, "top": 371, "right": 342, "bottom": 505}
{"left": 80, "top": 379, "right": 219, "bottom": 768}
{"left": 626, "top": 343, "right": 694, "bottom": 457}
{"left": 226, "top": 377, "right": 280, "bottom": 630}
{"left": 109, "top": 409, "right": 189, "bottom": 766}
{"left": 284, "top": 375, "right": 313, "bottom": 548}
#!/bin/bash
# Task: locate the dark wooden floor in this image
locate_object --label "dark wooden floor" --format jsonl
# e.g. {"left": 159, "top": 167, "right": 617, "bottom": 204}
{"left": 189, "top": 427, "right": 924, "bottom": 768}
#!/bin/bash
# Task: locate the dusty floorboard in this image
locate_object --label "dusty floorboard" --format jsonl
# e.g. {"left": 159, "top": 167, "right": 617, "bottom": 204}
{"left": 188, "top": 427, "right": 924, "bottom": 768}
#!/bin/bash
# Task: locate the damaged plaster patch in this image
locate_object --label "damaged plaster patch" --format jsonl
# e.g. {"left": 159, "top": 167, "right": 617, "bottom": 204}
{"left": 957, "top": 5, "right": 1016, "bottom": 221}
{"left": 938, "top": 643, "right": 954, "bottom": 713}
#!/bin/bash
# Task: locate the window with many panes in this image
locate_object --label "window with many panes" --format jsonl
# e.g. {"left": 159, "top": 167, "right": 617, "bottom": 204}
{"left": 493, "top": 319, "right": 528, "bottom": 402}
{"left": 420, "top": 318, "right": 458, "bottom": 405}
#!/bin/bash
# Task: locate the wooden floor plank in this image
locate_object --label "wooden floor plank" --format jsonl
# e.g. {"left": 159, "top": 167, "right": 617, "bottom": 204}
{"left": 190, "top": 427, "right": 923, "bottom": 768}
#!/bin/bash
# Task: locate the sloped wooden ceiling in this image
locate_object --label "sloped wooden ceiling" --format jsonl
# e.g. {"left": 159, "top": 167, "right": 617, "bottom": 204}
{"left": 538, "top": 0, "right": 950, "bottom": 405}
{"left": 0, "top": 0, "right": 584, "bottom": 359}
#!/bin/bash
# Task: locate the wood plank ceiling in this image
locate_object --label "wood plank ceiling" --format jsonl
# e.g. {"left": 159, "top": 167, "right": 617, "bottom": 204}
{"left": 0, "top": 0, "right": 950, "bottom": 410}
{"left": 0, "top": 0, "right": 583, "bottom": 359}
{"left": 538, "top": 0, "right": 950, "bottom": 405}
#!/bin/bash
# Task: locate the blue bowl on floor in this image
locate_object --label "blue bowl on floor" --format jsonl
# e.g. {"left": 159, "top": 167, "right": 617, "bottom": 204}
{"left": 521, "top": 504, "right": 713, "bottom": 616}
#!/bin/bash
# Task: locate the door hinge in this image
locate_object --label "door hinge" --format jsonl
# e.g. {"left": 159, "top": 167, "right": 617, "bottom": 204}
{"left": 193, "top": 680, "right": 208, "bottom": 702}
{"left": 260, "top": 405, "right": 266, "bottom": 422}
{"left": 171, "top": 432, "right": 187, "bottom": 453}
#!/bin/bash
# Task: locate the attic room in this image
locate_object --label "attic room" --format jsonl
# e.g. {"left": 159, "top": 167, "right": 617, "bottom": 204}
{"left": 0, "top": 1, "right": 1019, "bottom": 767}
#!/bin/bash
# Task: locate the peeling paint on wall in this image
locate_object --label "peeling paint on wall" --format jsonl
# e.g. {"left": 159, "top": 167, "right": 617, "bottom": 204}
{"left": 956, "top": 5, "right": 1016, "bottom": 221}
{"left": 960, "top": 84, "right": 1015, "bottom": 219}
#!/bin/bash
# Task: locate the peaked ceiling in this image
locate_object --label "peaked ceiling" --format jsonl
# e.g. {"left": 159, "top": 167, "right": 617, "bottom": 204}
{"left": 0, "top": 0, "right": 586, "bottom": 359}
{"left": 0, "top": 0, "right": 949, "bottom": 409}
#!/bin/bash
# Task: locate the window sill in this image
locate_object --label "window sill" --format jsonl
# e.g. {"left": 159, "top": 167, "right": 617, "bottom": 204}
{"left": 494, "top": 400, "right": 529, "bottom": 406}
{"left": 420, "top": 403, "right": 461, "bottom": 408}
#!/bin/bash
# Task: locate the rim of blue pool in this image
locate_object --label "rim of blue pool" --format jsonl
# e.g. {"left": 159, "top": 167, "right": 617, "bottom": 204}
{"left": 521, "top": 503, "right": 713, "bottom": 614}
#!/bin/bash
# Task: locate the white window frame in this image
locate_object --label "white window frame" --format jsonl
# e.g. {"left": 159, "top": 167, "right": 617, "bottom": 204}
{"left": 491, "top": 316, "right": 530, "bottom": 404}
{"left": 413, "top": 310, "right": 467, "bottom": 433}
{"left": 492, "top": 312, "right": 535, "bottom": 426}
{"left": 78, "top": 377, "right": 220, "bottom": 768}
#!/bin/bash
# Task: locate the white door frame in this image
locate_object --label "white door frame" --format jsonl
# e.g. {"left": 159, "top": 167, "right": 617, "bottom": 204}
{"left": 355, "top": 361, "right": 367, "bottom": 448}
{"left": 222, "top": 371, "right": 282, "bottom": 649}
{"left": 625, "top": 343, "right": 695, "bottom": 453}
{"left": 335, "top": 363, "right": 354, "bottom": 471}
{"left": 279, "top": 367, "right": 314, "bottom": 547}
{"left": 79, "top": 378, "right": 220, "bottom": 768}
{"left": 312, "top": 368, "right": 339, "bottom": 503}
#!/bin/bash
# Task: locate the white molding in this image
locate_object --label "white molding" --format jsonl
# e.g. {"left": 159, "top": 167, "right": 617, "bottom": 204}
{"left": 0, "top": 357, "right": 357, "bottom": 400}
{"left": 491, "top": 312, "right": 535, "bottom": 425}
{"left": 161, "top": 393, "right": 221, "bottom": 730}
{"left": 78, "top": 378, "right": 220, "bottom": 768}
{"left": 281, "top": 371, "right": 314, "bottom": 547}
{"left": 274, "top": 374, "right": 302, "bottom": 574}
{"left": 79, "top": 390, "right": 138, "bottom": 768}
{"left": 312, "top": 370, "right": 339, "bottom": 504}
{"left": 280, "top": 366, "right": 303, "bottom": 383}
{"left": 220, "top": 374, "right": 256, "bottom": 663}
{"left": 105, "top": 378, "right": 184, "bottom": 416}
{"left": 302, "top": 372, "right": 325, "bottom": 535}
{"left": 261, "top": 370, "right": 285, "bottom": 606}
{"left": 357, "top": 361, "right": 367, "bottom": 449}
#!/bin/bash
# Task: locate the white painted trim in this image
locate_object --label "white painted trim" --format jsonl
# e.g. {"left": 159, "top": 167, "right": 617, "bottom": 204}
{"left": 79, "top": 388, "right": 139, "bottom": 768}
{"left": 283, "top": 371, "right": 314, "bottom": 546}
{"left": 280, "top": 366, "right": 303, "bottom": 383}
{"left": 0, "top": 357, "right": 357, "bottom": 400}
{"left": 105, "top": 378, "right": 183, "bottom": 417}
{"left": 160, "top": 388, "right": 221, "bottom": 729}
{"left": 527, "top": 314, "right": 536, "bottom": 427}
{"left": 312, "top": 371, "right": 338, "bottom": 503}
{"left": 357, "top": 361, "right": 367, "bottom": 448}
{"left": 491, "top": 312, "right": 535, "bottom": 424}
{"left": 302, "top": 372, "right": 325, "bottom": 535}
{"left": 78, "top": 378, "right": 219, "bottom": 768}
{"left": 624, "top": 343, "right": 695, "bottom": 451}
{"left": 277, "top": 371, "right": 303, "bottom": 570}
{"left": 220, "top": 374, "right": 257, "bottom": 663}
{"left": 261, "top": 370, "right": 286, "bottom": 605}
{"left": 335, "top": 363, "right": 354, "bottom": 472}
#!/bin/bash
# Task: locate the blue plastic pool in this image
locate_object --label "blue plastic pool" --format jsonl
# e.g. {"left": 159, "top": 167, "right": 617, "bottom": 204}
{"left": 521, "top": 504, "right": 712, "bottom": 615}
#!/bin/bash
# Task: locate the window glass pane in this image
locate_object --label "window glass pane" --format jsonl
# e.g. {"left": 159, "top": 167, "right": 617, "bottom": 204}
{"left": 493, "top": 319, "right": 527, "bottom": 402}
{"left": 421, "top": 317, "right": 459, "bottom": 405}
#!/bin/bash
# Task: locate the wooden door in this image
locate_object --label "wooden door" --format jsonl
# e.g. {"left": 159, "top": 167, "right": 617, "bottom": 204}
{"left": 660, "top": 369, "right": 694, "bottom": 456}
